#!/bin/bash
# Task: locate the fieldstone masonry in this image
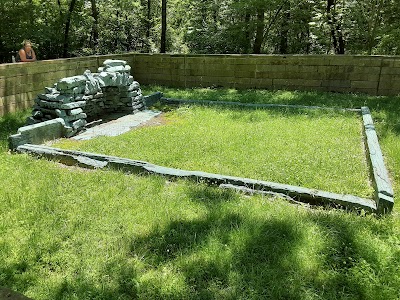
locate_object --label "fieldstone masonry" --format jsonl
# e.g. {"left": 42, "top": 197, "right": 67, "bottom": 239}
{"left": 9, "top": 59, "right": 146, "bottom": 149}
{"left": 26, "top": 59, "right": 144, "bottom": 137}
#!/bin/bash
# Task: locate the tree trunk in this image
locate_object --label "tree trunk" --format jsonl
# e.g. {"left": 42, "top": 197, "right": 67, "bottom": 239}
{"left": 63, "top": 0, "right": 77, "bottom": 57}
{"left": 326, "top": 0, "right": 338, "bottom": 53}
{"left": 200, "top": 0, "right": 207, "bottom": 24}
{"left": 336, "top": 23, "right": 345, "bottom": 54}
{"left": 125, "top": 15, "right": 132, "bottom": 51}
{"left": 244, "top": 13, "right": 251, "bottom": 53}
{"left": 367, "top": 0, "right": 384, "bottom": 55}
{"left": 254, "top": 4, "right": 284, "bottom": 54}
{"left": 90, "top": 0, "right": 99, "bottom": 51}
{"left": 160, "top": 0, "right": 167, "bottom": 53}
{"left": 326, "top": 0, "right": 344, "bottom": 54}
{"left": 146, "top": 0, "right": 151, "bottom": 50}
{"left": 305, "top": 25, "right": 311, "bottom": 54}
{"left": 57, "top": 0, "right": 62, "bottom": 16}
{"left": 28, "top": 0, "right": 34, "bottom": 26}
{"left": 253, "top": 9, "right": 265, "bottom": 54}
{"left": 279, "top": 0, "right": 290, "bottom": 54}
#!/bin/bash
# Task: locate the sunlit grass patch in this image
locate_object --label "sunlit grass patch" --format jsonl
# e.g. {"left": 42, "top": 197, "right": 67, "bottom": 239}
{"left": 54, "top": 105, "right": 373, "bottom": 198}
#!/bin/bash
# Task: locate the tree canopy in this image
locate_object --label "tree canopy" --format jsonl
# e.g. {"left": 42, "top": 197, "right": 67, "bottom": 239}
{"left": 1, "top": 0, "right": 400, "bottom": 63}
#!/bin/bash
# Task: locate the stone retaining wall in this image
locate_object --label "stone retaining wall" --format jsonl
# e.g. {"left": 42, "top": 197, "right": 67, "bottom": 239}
{"left": 132, "top": 54, "right": 400, "bottom": 96}
{"left": 0, "top": 57, "right": 99, "bottom": 115}
{"left": 1, "top": 54, "right": 400, "bottom": 116}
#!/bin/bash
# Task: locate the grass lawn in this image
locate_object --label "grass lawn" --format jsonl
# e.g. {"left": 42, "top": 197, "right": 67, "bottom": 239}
{"left": 0, "top": 88, "right": 399, "bottom": 300}
{"left": 53, "top": 105, "right": 372, "bottom": 198}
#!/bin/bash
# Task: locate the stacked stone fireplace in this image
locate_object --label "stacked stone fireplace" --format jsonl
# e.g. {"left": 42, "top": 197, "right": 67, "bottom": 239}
{"left": 27, "top": 59, "right": 144, "bottom": 137}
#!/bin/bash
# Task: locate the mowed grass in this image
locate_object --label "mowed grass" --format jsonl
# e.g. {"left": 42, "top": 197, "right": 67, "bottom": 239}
{"left": 0, "top": 88, "right": 399, "bottom": 300}
{"left": 54, "top": 105, "right": 373, "bottom": 198}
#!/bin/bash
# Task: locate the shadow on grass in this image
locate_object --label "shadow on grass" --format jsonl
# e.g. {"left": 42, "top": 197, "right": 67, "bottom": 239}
{"left": 0, "top": 110, "right": 29, "bottom": 151}
{"left": 0, "top": 253, "right": 140, "bottom": 300}
{"left": 1, "top": 185, "right": 398, "bottom": 299}
{"left": 0, "top": 261, "right": 36, "bottom": 298}
{"left": 131, "top": 187, "right": 316, "bottom": 299}
{"left": 128, "top": 195, "right": 302, "bottom": 298}
{"left": 147, "top": 86, "right": 400, "bottom": 136}
{"left": 307, "top": 213, "right": 400, "bottom": 300}
{"left": 130, "top": 187, "right": 240, "bottom": 266}
{"left": 127, "top": 185, "right": 399, "bottom": 299}
{"left": 51, "top": 262, "right": 139, "bottom": 300}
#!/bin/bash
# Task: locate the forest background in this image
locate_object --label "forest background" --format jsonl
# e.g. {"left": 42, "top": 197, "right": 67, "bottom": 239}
{"left": 1, "top": 0, "right": 400, "bottom": 64}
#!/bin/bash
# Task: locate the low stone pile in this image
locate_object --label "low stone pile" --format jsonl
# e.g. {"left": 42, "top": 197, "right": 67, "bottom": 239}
{"left": 27, "top": 59, "right": 144, "bottom": 137}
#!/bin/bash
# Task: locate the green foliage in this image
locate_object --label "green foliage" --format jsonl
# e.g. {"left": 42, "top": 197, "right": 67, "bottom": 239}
{"left": 1, "top": 0, "right": 400, "bottom": 61}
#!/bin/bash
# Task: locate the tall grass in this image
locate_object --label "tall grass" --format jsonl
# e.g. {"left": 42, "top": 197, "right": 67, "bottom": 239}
{"left": 0, "top": 88, "right": 399, "bottom": 300}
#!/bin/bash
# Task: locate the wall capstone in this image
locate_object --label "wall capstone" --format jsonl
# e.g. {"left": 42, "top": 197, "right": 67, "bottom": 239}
{"left": 27, "top": 59, "right": 144, "bottom": 137}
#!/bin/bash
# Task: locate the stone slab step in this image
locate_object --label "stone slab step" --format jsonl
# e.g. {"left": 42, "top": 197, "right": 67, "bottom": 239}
{"left": 72, "top": 110, "right": 161, "bottom": 140}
